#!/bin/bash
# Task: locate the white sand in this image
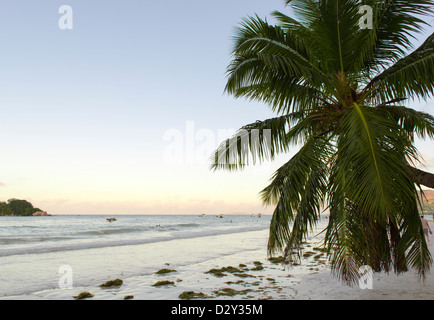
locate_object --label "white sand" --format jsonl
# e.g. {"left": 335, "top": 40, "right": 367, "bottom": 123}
{"left": 3, "top": 222, "right": 433, "bottom": 300}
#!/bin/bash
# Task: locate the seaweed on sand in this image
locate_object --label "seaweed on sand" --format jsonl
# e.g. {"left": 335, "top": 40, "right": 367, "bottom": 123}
{"left": 212, "top": 288, "right": 254, "bottom": 297}
{"left": 267, "top": 256, "right": 289, "bottom": 264}
{"left": 205, "top": 266, "right": 242, "bottom": 277}
{"left": 302, "top": 251, "right": 316, "bottom": 258}
{"left": 233, "top": 273, "right": 256, "bottom": 278}
{"left": 155, "top": 268, "right": 177, "bottom": 275}
{"left": 73, "top": 292, "right": 94, "bottom": 300}
{"left": 99, "top": 279, "right": 123, "bottom": 288}
{"left": 250, "top": 265, "right": 264, "bottom": 271}
{"left": 179, "top": 291, "right": 213, "bottom": 300}
{"left": 152, "top": 280, "right": 175, "bottom": 287}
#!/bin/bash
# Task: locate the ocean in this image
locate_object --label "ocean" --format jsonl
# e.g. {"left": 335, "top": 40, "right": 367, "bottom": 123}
{"left": 0, "top": 214, "right": 272, "bottom": 298}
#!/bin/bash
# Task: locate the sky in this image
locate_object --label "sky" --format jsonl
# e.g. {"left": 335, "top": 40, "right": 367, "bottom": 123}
{"left": 0, "top": 1, "right": 433, "bottom": 215}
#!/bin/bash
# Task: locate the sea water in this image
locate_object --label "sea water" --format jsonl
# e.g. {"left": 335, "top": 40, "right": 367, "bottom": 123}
{"left": 0, "top": 214, "right": 271, "bottom": 297}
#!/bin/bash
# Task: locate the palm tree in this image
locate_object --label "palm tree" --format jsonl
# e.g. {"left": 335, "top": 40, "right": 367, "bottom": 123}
{"left": 211, "top": 0, "right": 434, "bottom": 285}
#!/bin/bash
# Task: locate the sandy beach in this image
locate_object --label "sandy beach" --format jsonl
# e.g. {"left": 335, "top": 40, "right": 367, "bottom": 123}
{"left": 2, "top": 219, "right": 432, "bottom": 301}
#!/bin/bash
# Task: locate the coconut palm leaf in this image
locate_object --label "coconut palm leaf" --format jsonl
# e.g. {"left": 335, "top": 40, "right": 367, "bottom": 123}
{"left": 377, "top": 105, "right": 434, "bottom": 141}
{"left": 210, "top": 113, "right": 305, "bottom": 171}
{"left": 264, "top": 135, "right": 333, "bottom": 255}
{"left": 336, "top": 104, "right": 419, "bottom": 216}
{"left": 225, "top": 15, "right": 334, "bottom": 114}
{"left": 356, "top": 0, "right": 434, "bottom": 72}
{"left": 365, "top": 32, "right": 434, "bottom": 104}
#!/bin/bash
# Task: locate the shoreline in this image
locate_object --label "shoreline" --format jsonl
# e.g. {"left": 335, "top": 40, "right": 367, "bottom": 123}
{"left": 2, "top": 222, "right": 433, "bottom": 300}
{"left": 0, "top": 214, "right": 52, "bottom": 217}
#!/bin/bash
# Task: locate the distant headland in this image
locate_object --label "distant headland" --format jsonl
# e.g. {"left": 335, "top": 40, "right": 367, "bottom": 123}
{"left": 0, "top": 198, "right": 51, "bottom": 216}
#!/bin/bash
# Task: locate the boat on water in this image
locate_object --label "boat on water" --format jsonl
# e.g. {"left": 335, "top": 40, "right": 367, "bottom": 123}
{"left": 106, "top": 218, "right": 117, "bottom": 222}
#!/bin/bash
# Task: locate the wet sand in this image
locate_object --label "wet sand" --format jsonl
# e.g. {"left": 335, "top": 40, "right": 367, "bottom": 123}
{"left": 2, "top": 222, "right": 433, "bottom": 300}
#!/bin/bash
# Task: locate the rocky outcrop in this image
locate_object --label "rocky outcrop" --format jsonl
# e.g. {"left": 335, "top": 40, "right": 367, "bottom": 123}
{"left": 32, "top": 211, "right": 51, "bottom": 216}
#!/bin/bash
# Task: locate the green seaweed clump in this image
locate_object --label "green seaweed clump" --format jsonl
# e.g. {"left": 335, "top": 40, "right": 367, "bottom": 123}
{"left": 313, "top": 254, "right": 324, "bottom": 260}
{"left": 205, "top": 268, "right": 227, "bottom": 277}
{"left": 179, "top": 291, "right": 212, "bottom": 300}
{"left": 99, "top": 279, "right": 123, "bottom": 287}
{"left": 225, "top": 280, "right": 245, "bottom": 285}
{"left": 303, "top": 251, "right": 316, "bottom": 258}
{"left": 250, "top": 265, "right": 264, "bottom": 271}
{"left": 213, "top": 288, "right": 253, "bottom": 297}
{"left": 73, "top": 292, "right": 94, "bottom": 300}
{"left": 152, "top": 280, "right": 175, "bottom": 287}
{"left": 156, "top": 268, "right": 177, "bottom": 275}
{"left": 268, "top": 256, "right": 289, "bottom": 264}
{"left": 233, "top": 273, "right": 255, "bottom": 278}
{"left": 205, "top": 266, "right": 242, "bottom": 277}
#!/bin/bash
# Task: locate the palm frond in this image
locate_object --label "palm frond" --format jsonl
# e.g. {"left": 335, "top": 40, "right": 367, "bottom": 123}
{"left": 264, "top": 135, "right": 333, "bottom": 255}
{"left": 365, "top": 32, "right": 434, "bottom": 104}
{"left": 377, "top": 105, "right": 434, "bottom": 141}
{"left": 360, "top": 0, "right": 434, "bottom": 70}
{"left": 335, "top": 103, "right": 419, "bottom": 218}
{"left": 225, "top": 14, "right": 335, "bottom": 114}
{"left": 210, "top": 113, "right": 304, "bottom": 171}
{"left": 324, "top": 103, "right": 431, "bottom": 284}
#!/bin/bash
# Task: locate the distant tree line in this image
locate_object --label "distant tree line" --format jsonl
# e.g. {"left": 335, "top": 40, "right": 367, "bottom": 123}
{"left": 0, "top": 199, "right": 43, "bottom": 216}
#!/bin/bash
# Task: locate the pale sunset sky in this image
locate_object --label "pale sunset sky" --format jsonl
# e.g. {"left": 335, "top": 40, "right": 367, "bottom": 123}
{"left": 0, "top": 1, "right": 433, "bottom": 215}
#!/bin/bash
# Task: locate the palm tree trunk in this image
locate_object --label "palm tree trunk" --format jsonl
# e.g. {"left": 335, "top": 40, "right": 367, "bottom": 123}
{"left": 389, "top": 220, "right": 408, "bottom": 273}
{"left": 408, "top": 166, "right": 434, "bottom": 189}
